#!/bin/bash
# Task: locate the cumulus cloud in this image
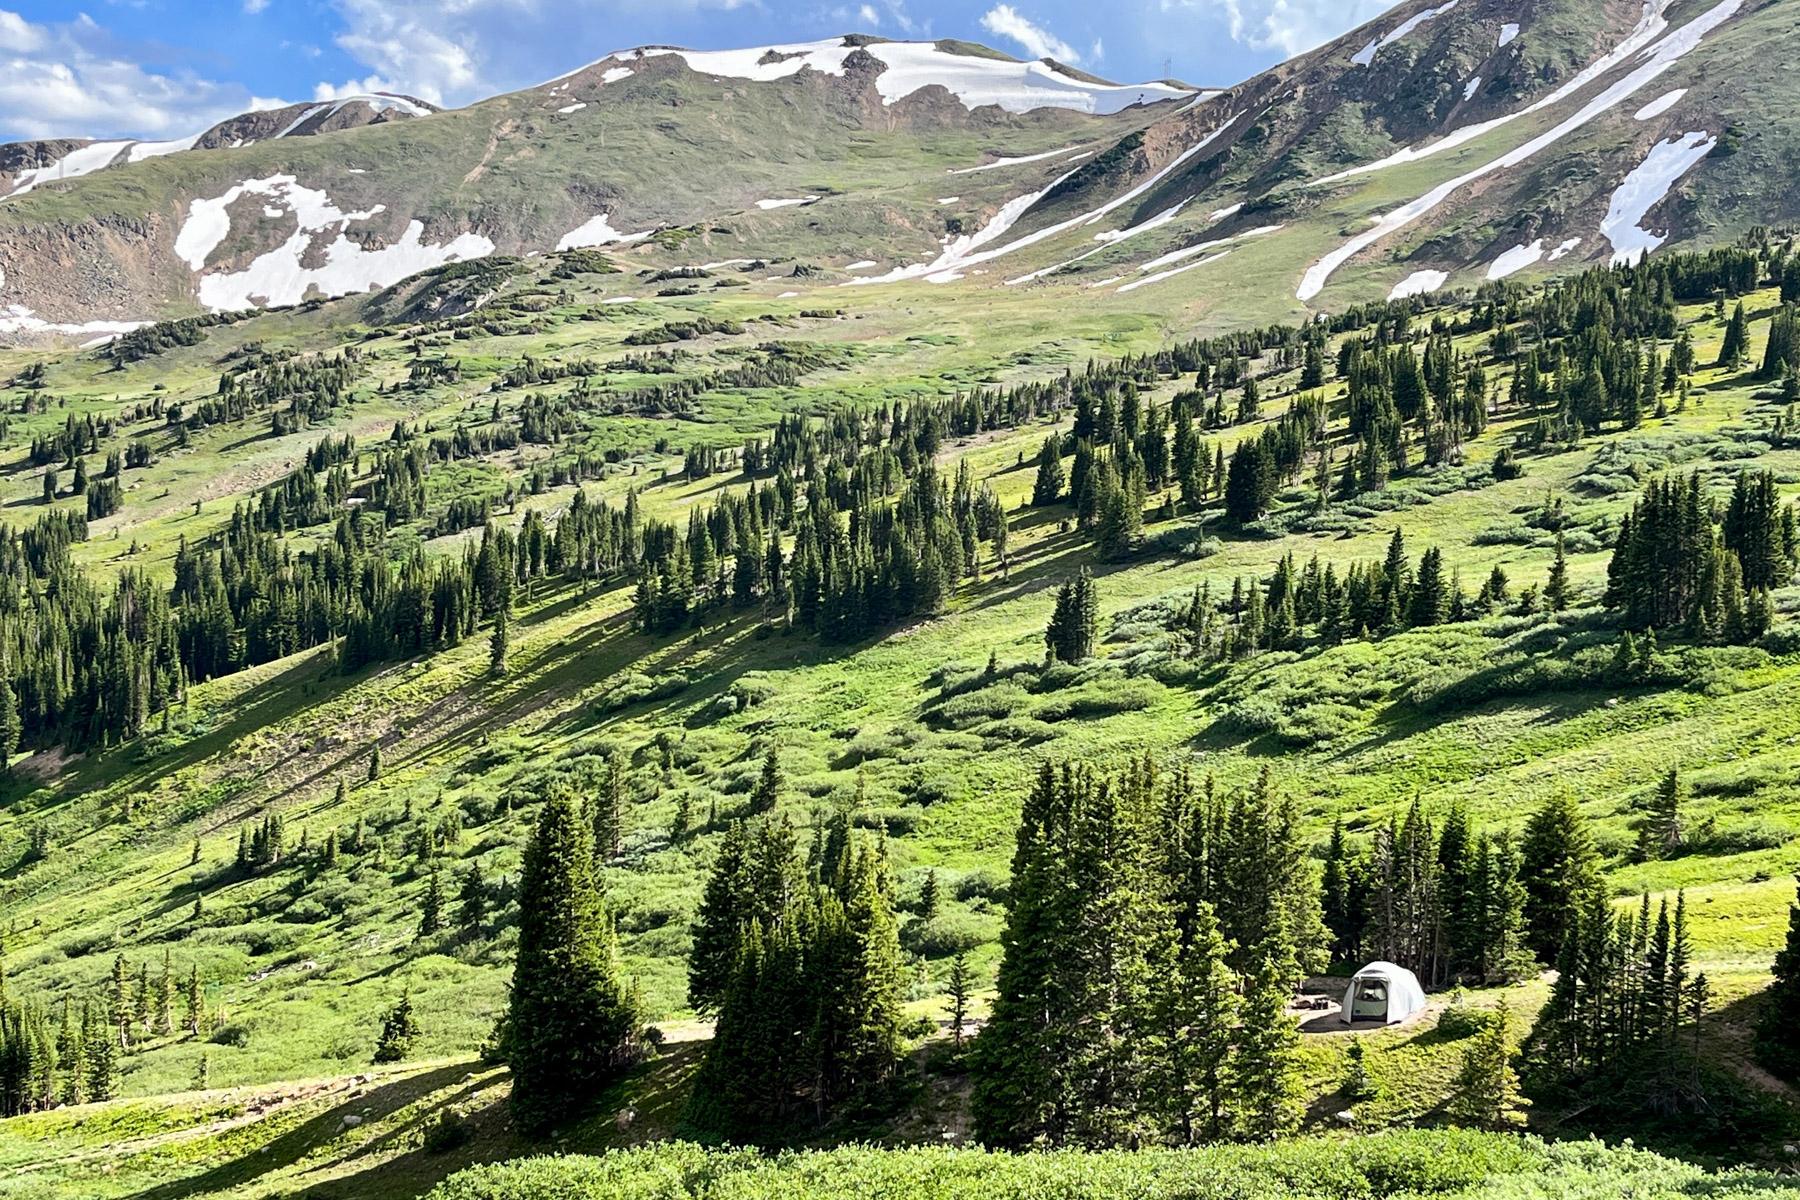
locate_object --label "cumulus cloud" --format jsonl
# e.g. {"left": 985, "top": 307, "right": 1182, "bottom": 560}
{"left": 1171, "top": 0, "right": 1398, "bottom": 58}
{"left": 317, "top": 0, "right": 766, "bottom": 107}
{"left": 0, "top": 8, "right": 281, "bottom": 141}
{"left": 980, "top": 4, "right": 1079, "bottom": 64}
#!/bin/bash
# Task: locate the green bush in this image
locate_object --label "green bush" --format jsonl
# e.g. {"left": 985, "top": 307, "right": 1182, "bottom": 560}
{"left": 424, "top": 1132, "right": 1779, "bottom": 1200}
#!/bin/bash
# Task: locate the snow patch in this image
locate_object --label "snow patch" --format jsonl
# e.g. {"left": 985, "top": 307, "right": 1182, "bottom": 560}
{"left": 701, "top": 259, "right": 757, "bottom": 270}
{"left": 0, "top": 304, "right": 146, "bottom": 339}
{"left": 1209, "top": 203, "right": 1244, "bottom": 221}
{"left": 1549, "top": 237, "right": 1583, "bottom": 260}
{"left": 845, "top": 260, "right": 878, "bottom": 270}
{"left": 1487, "top": 239, "right": 1546, "bottom": 280}
{"left": 862, "top": 115, "right": 1247, "bottom": 288}
{"left": 756, "top": 196, "right": 820, "bottom": 210}
{"left": 557, "top": 212, "right": 653, "bottom": 250}
{"left": 1118, "top": 250, "right": 1232, "bottom": 294}
{"left": 561, "top": 39, "right": 1194, "bottom": 115}
{"left": 1299, "top": 0, "right": 1740, "bottom": 301}
{"left": 558, "top": 103, "right": 587, "bottom": 114}
{"left": 126, "top": 133, "right": 202, "bottom": 163}
{"left": 937, "top": 197, "right": 961, "bottom": 205}
{"left": 5, "top": 140, "right": 131, "bottom": 198}
{"left": 1464, "top": 77, "right": 1482, "bottom": 102}
{"left": 778, "top": 291, "right": 800, "bottom": 298}
{"left": 602, "top": 66, "right": 635, "bottom": 84}
{"left": 1316, "top": 0, "right": 1691, "bottom": 187}
{"left": 1634, "top": 89, "right": 1686, "bottom": 120}
{"left": 174, "top": 174, "right": 490, "bottom": 311}
{"left": 1601, "top": 131, "right": 1717, "bottom": 265}
{"left": 1352, "top": 1, "right": 1460, "bottom": 67}
{"left": 602, "top": 296, "right": 638, "bottom": 305}
{"left": 1498, "top": 22, "right": 1521, "bottom": 48}
{"left": 949, "top": 144, "right": 1089, "bottom": 175}
{"left": 1388, "top": 270, "right": 1449, "bottom": 299}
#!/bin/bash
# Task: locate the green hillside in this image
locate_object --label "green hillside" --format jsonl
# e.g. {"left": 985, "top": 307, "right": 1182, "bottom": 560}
{"left": 1, "top": 132, "right": 1799, "bottom": 1193}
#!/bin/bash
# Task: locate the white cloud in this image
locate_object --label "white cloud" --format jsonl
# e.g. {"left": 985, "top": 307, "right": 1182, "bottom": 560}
{"left": 0, "top": 9, "right": 280, "bottom": 142}
{"left": 244, "top": 0, "right": 272, "bottom": 13}
{"left": 858, "top": 3, "right": 880, "bottom": 26}
{"left": 319, "top": 0, "right": 765, "bottom": 108}
{"left": 1169, "top": 0, "right": 1398, "bottom": 58}
{"left": 980, "top": 4, "right": 1079, "bottom": 63}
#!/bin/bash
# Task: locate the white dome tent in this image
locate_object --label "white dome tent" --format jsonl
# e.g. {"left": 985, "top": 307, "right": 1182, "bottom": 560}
{"left": 1341, "top": 961, "right": 1427, "bottom": 1026}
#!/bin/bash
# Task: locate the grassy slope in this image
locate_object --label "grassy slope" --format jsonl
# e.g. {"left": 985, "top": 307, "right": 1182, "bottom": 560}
{"left": 0, "top": 228, "right": 1797, "bottom": 1193}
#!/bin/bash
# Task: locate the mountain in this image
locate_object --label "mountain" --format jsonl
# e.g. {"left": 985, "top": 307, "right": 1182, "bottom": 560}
{"left": 0, "top": 38, "right": 1196, "bottom": 336}
{"left": 0, "top": 1, "right": 1788, "bottom": 339}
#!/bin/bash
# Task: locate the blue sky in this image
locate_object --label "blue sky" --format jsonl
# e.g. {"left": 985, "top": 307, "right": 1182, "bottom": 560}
{"left": 0, "top": 0, "right": 1401, "bottom": 142}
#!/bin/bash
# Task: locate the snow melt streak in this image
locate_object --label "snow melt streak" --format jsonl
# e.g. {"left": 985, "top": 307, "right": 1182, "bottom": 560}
{"left": 1601, "top": 132, "right": 1717, "bottom": 265}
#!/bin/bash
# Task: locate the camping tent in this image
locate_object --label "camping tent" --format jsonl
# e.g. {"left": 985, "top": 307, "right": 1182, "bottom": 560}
{"left": 1340, "top": 961, "right": 1427, "bottom": 1026}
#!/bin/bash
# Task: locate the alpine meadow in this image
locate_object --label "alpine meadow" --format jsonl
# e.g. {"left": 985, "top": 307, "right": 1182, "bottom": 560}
{"left": 9, "top": 0, "right": 1800, "bottom": 1196}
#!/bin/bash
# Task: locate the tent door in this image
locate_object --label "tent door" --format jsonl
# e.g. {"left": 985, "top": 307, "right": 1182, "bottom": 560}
{"left": 1351, "top": 979, "right": 1389, "bottom": 1021}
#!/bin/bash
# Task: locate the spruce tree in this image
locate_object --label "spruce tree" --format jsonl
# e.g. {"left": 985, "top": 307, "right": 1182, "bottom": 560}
{"left": 1638, "top": 768, "right": 1684, "bottom": 859}
{"left": 418, "top": 867, "right": 445, "bottom": 936}
{"left": 1758, "top": 877, "right": 1800, "bottom": 1077}
{"left": 372, "top": 992, "right": 419, "bottom": 1063}
{"left": 1544, "top": 533, "right": 1572, "bottom": 613}
{"left": 946, "top": 951, "right": 972, "bottom": 1050}
{"left": 489, "top": 588, "right": 511, "bottom": 676}
{"left": 1520, "top": 792, "right": 1601, "bottom": 962}
{"left": 1447, "top": 1000, "right": 1528, "bottom": 1129}
{"left": 503, "top": 792, "right": 645, "bottom": 1132}
{"left": 750, "top": 744, "right": 782, "bottom": 815}
{"left": 1162, "top": 898, "right": 1239, "bottom": 1142}
{"left": 1233, "top": 936, "right": 1303, "bottom": 1141}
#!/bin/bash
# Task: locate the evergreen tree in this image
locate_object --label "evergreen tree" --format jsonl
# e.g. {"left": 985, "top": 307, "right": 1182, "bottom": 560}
{"left": 1520, "top": 792, "right": 1601, "bottom": 963}
{"left": 372, "top": 993, "right": 419, "bottom": 1063}
{"left": 750, "top": 744, "right": 782, "bottom": 815}
{"left": 1719, "top": 301, "right": 1750, "bottom": 368}
{"left": 1638, "top": 768, "right": 1684, "bottom": 859}
{"left": 502, "top": 792, "right": 646, "bottom": 1132}
{"left": 1031, "top": 437, "right": 1066, "bottom": 506}
{"left": 459, "top": 860, "right": 488, "bottom": 931}
{"left": 1233, "top": 937, "right": 1302, "bottom": 1141}
{"left": 418, "top": 866, "right": 445, "bottom": 936}
{"left": 946, "top": 951, "right": 972, "bottom": 1050}
{"left": 1544, "top": 533, "right": 1572, "bottom": 613}
{"left": 1162, "top": 899, "right": 1239, "bottom": 1142}
{"left": 1044, "top": 570, "right": 1099, "bottom": 664}
{"left": 1447, "top": 1000, "right": 1529, "bottom": 1129}
{"left": 489, "top": 585, "right": 511, "bottom": 676}
{"left": 1758, "top": 876, "right": 1800, "bottom": 1078}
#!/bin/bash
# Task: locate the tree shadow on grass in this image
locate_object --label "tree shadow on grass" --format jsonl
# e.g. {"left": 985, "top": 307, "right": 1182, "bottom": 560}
{"left": 129, "top": 1061, "right": 477, "bottom": 1200}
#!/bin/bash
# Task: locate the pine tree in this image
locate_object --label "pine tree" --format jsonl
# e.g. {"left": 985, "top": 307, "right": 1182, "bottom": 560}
{"left": 459, "top": 860, "right": 488, "bottom": 931}
{"left": 85, "top": 1001, "right": 118, "bottom": 1101}
{"left": 368, "top": 743, "right": 382, "bottom": 782}
{"left": 0, "top": 659, "right": 17, "bottom": 777}
{"left": 1164, "top": 899, "right": 1239, "bottom": 1142}
{"left": 1759, "top": 876, "right": 1800, "bottom": 1078}
{"left": 372, "top": 993, "right": 418, "bottom": 1063}
{"left": 1520, "top": 792, "right": 1601, "bottom": 963}
{"left": 184, "top": 965, "right": 204, "bottom": 1035}
{"left": 418, "top": 866, "right": 445, "bottom": 936}
{"left": 1719, "top": 301, "right": 1750, "bottom": 369}
{"left": 1544, "top": 533, "right": 1572, "bottom": 612}
{"left": 1447, "top": 1000, "right": 1529, "bottom": 1129}
{"left": 1341, "top": 1037, "right": 1379, "bottom": 1102}
{"left": 489, "top": 586, "right": 511, "bottom": 676}
{"left": 750, "top": 744, "right": 782, "bottom": 815}
{"left": 1233, "top": 937, "right": 1302, "bottom": 1141}
{"left": 946, "top": 951, "right": 972, "bottom": 1049}
{"left": 1031, "top": 437, "right": 1066, "bottom": 506}
{"left": 1639, "top": 768, "right": 1684, "bottom": 859}
{"left": 502, "top": 792, "right": 645, "bottom": 1132}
